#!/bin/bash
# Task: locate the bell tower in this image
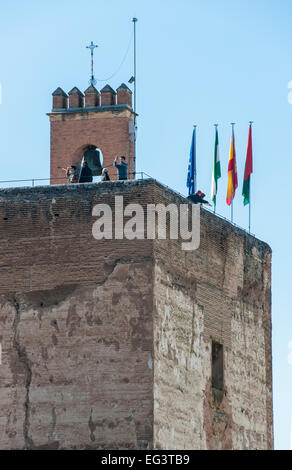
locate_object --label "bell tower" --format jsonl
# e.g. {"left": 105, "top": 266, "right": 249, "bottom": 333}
{"left": 47, "top": 82, "right": 135, "bottom": 183}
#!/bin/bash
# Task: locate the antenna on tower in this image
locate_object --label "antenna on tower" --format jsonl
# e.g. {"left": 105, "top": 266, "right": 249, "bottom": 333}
{"left": 86, "top": 41, "right": 98, "bottom": 86}
{"left": 131, "top": 18, "right": 138, "bottom": 178}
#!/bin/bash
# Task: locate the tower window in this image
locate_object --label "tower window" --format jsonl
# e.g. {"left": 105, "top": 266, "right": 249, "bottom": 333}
{"left": 211, "top": 341, "right": 223, "bottom": 391}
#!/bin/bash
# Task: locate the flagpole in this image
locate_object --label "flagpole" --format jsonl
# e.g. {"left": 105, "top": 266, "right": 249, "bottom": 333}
{"left": 132, "top": 17, "right": 138, "bottom": 179}
{"left": 231, "top": 123, "right": 235, "bottom": 224}
{"left": 214, "top": 124, "right": 218, "bottom": 214}
{"left": 249, "top": 121, "right": 253, "bottom": 234}
{"left": 186, "top": 125, "right": 197, "bottom": 196}
{"left": 193, "top": 125, "right": 197, "bottom": 193}
{"left": 249, "top": 183, "right": 251, "bottom": 233}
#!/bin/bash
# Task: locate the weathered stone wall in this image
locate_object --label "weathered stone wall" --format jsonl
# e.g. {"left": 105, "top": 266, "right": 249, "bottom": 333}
{"left": 0, "top": 181, "right": 154, "bottom": 449}
{"left": 152, "top": 184, "right": 273, "bottom": 449}
{"left": 48, "top": 108, "right": 135, "bottom": 184}
{"left": 0, "top": 179, "right": 272, "bottom": 449}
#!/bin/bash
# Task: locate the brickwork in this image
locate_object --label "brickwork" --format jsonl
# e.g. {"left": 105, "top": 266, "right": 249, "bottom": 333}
{"left": 52, "top": 95, "right": 67, "bottom": 110}
{"left": 117, "top": 84, "right": 132, "bottom": 108}
{"left": 49, "top": 110, "right": 135, "bottom": 184}
{"left": 0, "top": 180, "right": 272, "bottom": 449}
{"left": 68, "top": 93, "right": 83, "bottom": 109}
{"left": 151, "top": 184, "right": 273, "bottom": 449}
{"left": 100, "top": 88, "right": 116, "bottom": 106}
{"left": 48, "top": 84, "right": 135, "bottom": 184}
{"left": 84, "top": 87, "right": 100, "bottom": 108}
{"left": 52, "top": 88, "right": 68, "bottom": 110}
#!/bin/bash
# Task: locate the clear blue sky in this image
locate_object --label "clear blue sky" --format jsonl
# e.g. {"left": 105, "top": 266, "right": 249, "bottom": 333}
{"left": 0, "top": 0, "right": 291, "bottom": 449}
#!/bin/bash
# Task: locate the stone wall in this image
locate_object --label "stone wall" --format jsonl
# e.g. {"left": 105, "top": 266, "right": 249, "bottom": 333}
{"left": 0, "top": 179, "right": 272, "bottom": 449}
{"left": 152, "top": 183, "right": 273, "bottom": 449}
{"left": 0, "top": 181, "right": 154, "bottom": 449}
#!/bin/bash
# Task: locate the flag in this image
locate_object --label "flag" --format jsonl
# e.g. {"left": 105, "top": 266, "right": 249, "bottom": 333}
{"left": 186, "top": 127, "right": 196, "bottom": 195}
{"left": 226, "top": 127, "right": 238, "bottom": 206}
{"left": 242, "top": 124, "right": 253, "bottom": 205}
{"left": 211, "top": 127, "right": 221, "bottom": 204}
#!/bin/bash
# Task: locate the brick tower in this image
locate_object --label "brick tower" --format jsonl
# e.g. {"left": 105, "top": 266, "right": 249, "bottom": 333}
{"left": 47, "top": 83, "right": 135, "bottom": 183}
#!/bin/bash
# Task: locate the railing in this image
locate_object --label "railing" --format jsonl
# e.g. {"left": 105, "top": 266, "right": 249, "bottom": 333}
{"left": 144, "top": 176, "right": 256, "bottom": 237}
{"left": 0, "top": 172, "right": 255, "bottom": 237}
{"left": 0, "top": 172, "right": 152, "bottom": 188}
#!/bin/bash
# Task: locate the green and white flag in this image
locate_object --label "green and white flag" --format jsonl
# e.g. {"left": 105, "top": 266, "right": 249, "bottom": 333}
{"left": 211, "top": 126, "right": 221, "bottom": 205}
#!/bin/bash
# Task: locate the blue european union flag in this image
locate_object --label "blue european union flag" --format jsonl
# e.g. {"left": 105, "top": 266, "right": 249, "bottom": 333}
{"left": 186, "top": 127, "right": 197, "bottom": 195}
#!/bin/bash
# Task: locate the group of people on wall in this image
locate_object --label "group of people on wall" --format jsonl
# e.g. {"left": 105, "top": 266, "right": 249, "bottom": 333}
{"left": 62, "top": 156, "right": 128, "bottom": 184}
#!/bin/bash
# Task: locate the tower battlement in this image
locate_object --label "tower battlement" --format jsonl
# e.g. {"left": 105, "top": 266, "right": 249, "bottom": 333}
{"left": 51, "top": 83, "right": 132, "bottom": 111}
{"left": 48, "top": 83, "right": 135, "bottom": 184}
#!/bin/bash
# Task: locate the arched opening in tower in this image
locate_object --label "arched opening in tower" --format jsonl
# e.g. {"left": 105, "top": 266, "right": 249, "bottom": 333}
{"left": 81, "top": 146, "right": 103, "bottom": 182}
{"left": 73, "top": 144, "right": 104, "bottom": 183}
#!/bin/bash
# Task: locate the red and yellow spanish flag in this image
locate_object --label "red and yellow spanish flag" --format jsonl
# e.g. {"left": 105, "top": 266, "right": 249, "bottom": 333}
{"left": 242, "top": 124, "right": 253, "bottom": 206}
{"left": 226, "top": 127, "right": 238, "bottom": 206}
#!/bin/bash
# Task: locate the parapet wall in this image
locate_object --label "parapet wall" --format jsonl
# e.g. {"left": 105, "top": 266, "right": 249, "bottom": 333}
{"left": 51, "top": 83, "right": 132, "bottom": 111}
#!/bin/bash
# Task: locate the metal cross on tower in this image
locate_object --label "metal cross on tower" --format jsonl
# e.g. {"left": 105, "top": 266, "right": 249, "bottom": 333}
{"left": 86, "top": 41, "right": 98, "bottom": 86}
